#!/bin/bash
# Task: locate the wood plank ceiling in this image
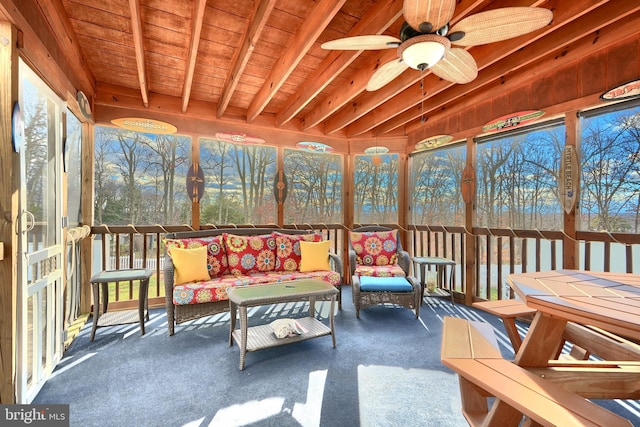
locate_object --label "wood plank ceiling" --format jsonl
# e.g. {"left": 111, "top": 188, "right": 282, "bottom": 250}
{"left": 33, "top": 0, "right": 640, "bottom": 148}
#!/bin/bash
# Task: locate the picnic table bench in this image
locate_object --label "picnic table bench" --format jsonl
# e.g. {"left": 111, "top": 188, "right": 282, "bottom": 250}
{"left": 441, "top": 316, "right": 633, "bottom": 427}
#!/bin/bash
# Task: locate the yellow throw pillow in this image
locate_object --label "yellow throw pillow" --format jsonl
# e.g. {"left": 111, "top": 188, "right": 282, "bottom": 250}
{"left": 169, "top": 246, "right": 210, "bottom": 285}
{"left": 299, "top": 240, "right": 331, "bottom": 272}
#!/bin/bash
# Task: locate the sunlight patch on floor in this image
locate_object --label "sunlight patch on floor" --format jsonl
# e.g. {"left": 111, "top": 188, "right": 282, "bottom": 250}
{"left": 202, "top": 369, "right": 327, "bottom": 427}
{"left": 358, "top": 364, "right": 467, "bottom": 427}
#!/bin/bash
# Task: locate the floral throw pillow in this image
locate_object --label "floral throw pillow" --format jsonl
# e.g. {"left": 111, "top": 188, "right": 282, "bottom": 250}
{"left": 224, "top": 233, "right": 276, "bottom": 275}
{"left": 163, "top": 236, "right": 228, "bottom": 278}
{"left": 272, "top": 232, "right": 323, "bottom": 272}
{"left": 349, "top": 230, "right": 398, "bottom": 267}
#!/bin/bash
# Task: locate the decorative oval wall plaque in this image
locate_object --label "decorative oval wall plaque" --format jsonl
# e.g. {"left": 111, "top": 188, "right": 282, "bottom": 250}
{"left": 111, "top": 118, "right": 177, "bottom": 134}
{"left": 482, "top": 110, "right": 545, "bottom": 134}
{"left": 600, "top": 78, "right": 640, "bottom": 101}
{"left": 559, "top": 145, "right": 579, "bottom": 214}
{"left": 12, "top": 101, "right": 24, "bottom": 153}
{"left": 186, "top": 163, "right": 205, "bottom": 203}
{"left": 76, "top": 91, "right": 92, "bottom": 120}
{"left": 214, "top": 131, "right": 265, "bottom": 144}
{"left": 296, "top": 141, "right": 334, "bottom": 153}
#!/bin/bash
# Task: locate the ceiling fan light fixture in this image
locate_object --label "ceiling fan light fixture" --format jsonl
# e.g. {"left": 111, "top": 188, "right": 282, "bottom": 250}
{"left": 398, "top": 34, "right": 450, "bottom": 71}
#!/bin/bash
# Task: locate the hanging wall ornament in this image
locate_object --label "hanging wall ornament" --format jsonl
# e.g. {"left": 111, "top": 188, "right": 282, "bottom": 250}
{"left": 273, "top": 170, "right": 288, "bottom": 204}
{"left": 461, "top": 164, "right": 476, "bottom": 204}
{"left": 186, "top": 163, "right": 205, "bottom": 203}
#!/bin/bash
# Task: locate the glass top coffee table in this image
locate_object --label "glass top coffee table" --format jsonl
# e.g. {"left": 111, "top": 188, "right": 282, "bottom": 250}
{"left": 227, "top": 279, "right": 338, "bottom": 370}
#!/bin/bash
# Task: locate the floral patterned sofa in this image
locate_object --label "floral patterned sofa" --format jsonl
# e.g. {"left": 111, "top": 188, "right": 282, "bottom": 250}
{"left": 163, "top": 228, "right": 343, "bottom": 335}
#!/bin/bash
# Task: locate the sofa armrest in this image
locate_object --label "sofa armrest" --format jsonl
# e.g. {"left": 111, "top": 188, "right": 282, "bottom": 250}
{"left": 328, "top": 252, "right": 343, "bottom": 281}
{"left": 348, "top": 249, "right": 357, "bottom": 277}
{"left": 397, "top": 249, "right": 411, "bottom": 276}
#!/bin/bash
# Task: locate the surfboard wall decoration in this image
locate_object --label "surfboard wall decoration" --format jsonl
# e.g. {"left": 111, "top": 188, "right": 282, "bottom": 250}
{"left": 214, "top": 131, "right": 265, "bottom": 144}
{"left": 296, "top": 141, "right": 334, "bottom": 153}
{"left": 482, "top": 110, "right": 545, "bottom": 134}
{"left": 111, "top": 118, "right": 177, "bottom": 134}
{"left": 600, "top": 78, "right": 640, "bottom": 101}
{"left": 414, "top": 135, "right": 453, "bottom": 151}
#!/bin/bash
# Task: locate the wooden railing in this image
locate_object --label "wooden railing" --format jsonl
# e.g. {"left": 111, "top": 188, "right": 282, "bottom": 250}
{"left": 407, "top": 225, "right": 640, "bottom": 302}
{"left": 88, "top": 223, "right": 640, "bottom": 308}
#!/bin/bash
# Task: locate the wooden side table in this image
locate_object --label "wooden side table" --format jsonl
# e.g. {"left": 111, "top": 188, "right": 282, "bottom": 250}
{"left": 90, "top": 268, "right": 152, "bottom": 341}
{"left": 411, "top": 256, "right": 457, "bottom": 303}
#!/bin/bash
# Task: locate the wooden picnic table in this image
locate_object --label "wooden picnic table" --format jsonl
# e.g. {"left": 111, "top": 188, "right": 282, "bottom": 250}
{"left": 508, "top": 269, "right": 640, "bottom": 400}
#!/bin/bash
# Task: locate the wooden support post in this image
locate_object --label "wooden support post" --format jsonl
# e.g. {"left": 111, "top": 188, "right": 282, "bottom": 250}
{"left": 80, "top": 122, "right": 94, "bottom": 314}
{"left": 0, "top": 21, "right": 19, "bottom": 404}
{"left": 464, "top": 137, "right": 477, "bottom": 306}
{"left": 563, "top": 111, "right": 579, "bottom": 269}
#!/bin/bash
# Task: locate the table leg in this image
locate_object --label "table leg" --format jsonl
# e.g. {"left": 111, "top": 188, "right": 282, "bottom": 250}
{"left": 309, "top": 297, "right": 316, "bottom": 317}
{"left": 138, "top": 278, "right": 149, "bottom": 336}
{"left": 239, "top": 306, "right": 248, "bottom": 370}
{"left": 229, "top": 301, "right": 237, "bottom": 347}
{"left": 330, "top": 295, "right": 336, "bottom": 348}
{"left": 417, "top": 263, "right": 426, "bottom": 304}
{"left": 515, "top": 311, "right": 567, "bottom": 368}
{"left": 101, "top": 282, "right": 108, "bottom": 314}
{"left": 90, "top": 282, "right": 99, "bottom": 341}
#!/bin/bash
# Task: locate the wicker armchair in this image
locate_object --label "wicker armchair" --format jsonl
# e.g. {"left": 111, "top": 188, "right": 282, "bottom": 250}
{"left": 348, "top": 226, "right": 411, "bottom": 277}
{"left": 348, "top": 226, "right": 420, "bottom": 318}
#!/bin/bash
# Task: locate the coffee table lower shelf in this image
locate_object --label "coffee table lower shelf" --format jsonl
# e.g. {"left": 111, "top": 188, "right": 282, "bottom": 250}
{"left": 232, "top": 317, "right": 332, "bottom": 353}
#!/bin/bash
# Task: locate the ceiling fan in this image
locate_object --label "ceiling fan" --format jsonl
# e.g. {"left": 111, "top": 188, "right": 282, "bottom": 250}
{"left": 321, "top": 0, "right": 553, "bottom": 91}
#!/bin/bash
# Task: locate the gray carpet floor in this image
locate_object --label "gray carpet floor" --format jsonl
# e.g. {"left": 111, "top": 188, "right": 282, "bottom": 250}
{"left": 34, "top": 287, "right": 640, "bottom": 427}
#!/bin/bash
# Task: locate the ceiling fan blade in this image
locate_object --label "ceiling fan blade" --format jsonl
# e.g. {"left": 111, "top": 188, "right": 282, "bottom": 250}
{"left": 430, "top": 48, "right": 477, "bottom": 84}
{"left": 321, "top": 35, "right": 401, "bottom": 50}
{"left": 367, "top": 58, "right": 409, "bottom": 91}
{"left": 403, "top": 0, "right": 455, "bottom": 33}
{"left": 449, "top": 7, "right": 553, "bottom": 47}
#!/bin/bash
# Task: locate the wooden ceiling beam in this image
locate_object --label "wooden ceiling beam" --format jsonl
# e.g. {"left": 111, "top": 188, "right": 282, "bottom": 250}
{"left": 381, "top": 0, "right": 640, "bottom": 136}
{"left": 32, "top": 0, "right": 95, "bottom": 96}
{"left": 246, "top": 0, "right": 347, "bottom": 123}
{"left": 405, "top": 2, "right": 640, "bottom": 137}
{"left": 275, "top": 0, "right": 404, "bottom": 127}
{"left": 181, "top": 0, "right": 207, "bottom": 113}
{"left": 217, "top": 0, "right": 277, "bottom": 118}
{"left": 301, "top": 0, "right": 491, "bottom": 132}
{"left": 128, "top": 0, "right": 149, "bottom": 108}
{"left": 341, "top": 0, "right": 609, "bottom": 137}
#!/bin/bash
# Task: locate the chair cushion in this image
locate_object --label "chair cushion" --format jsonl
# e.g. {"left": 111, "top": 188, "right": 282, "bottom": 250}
{"left": 164, "top": 235, "right": 228, "bottom": 278}
{"left": 349, "top": 230, "right": 398, "bottom": 266}
{"left": 355, "top": 265, "right": 405, "bottom": 277}
{"left": 172, "top": 270, "right": 340, "bottom": 305}
{"left": 359, "top": 276, "right": 413, "bottom": 292}
{"left": 224, "top": 233, "right": 276, "bottom": 275}
{"left": 272, "top": 231, "right": 322, "bottom": 271}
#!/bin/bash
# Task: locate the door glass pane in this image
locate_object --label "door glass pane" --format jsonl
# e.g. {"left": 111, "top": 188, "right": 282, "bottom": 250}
{"left": 26, "top": 296, "right": 34, "bottom": 388}
{"left": 66, "top": 111, "right": 82, "bottom": 226}
{"left": 23, "top": 78, "right": 58, "bottom": 249}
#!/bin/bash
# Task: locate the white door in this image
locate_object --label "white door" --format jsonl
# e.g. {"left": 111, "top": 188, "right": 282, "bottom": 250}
{"left": 16, "top": 61, "right": 65, "bottom": 403}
